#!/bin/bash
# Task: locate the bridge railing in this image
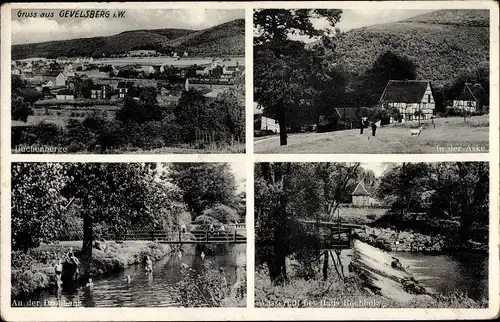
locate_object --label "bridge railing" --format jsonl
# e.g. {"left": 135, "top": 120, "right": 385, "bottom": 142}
{"left": 124, "top": 229, "right": 246, "bottom": 243}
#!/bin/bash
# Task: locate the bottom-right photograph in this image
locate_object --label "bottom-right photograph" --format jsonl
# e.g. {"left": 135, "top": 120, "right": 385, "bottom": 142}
{"left": 254, "top": 162, "right": 489, "bottom": 308}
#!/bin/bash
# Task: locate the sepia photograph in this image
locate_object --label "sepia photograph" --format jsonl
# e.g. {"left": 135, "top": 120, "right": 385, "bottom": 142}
{"left": 11, "top": 9, "right": 245, "bottom": 154}
{"left": 255, "top": 162, "right": 488, "bottom": 308}
{"left": 254, "top": 9, "right": 490, "bottom": 153}
{"left": 11, "top": 162, "right": 246, "bottom": 307}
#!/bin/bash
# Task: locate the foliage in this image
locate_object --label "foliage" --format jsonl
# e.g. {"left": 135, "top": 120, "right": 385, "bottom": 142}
{"left": 254, "top": 9, "right": 343, "bottom": 145}
{"left": 11, "top": 97, "right": 33, "bottom": 122}
{"left": 376, "top": 162, "right": 489, "bottom": 246}
{"left": 175, "top": 262, "right": 237, "bottom": 307}
{"left": 334, "top": 9, "right": 489, "bottom": 98}
{"left": 11, "top": 163, "right": 69, "bottom": 251}
{"left": 167, "top": 163, "right": 239, "bottom": 218}
{"left": 203, "top": 204, "right": 240, "bottom": 223}
{"left": 355, "top": 51, "right": 418, "bottom": 106}
{"left": 255, "top": 162, "right": 360, "bottom": 283}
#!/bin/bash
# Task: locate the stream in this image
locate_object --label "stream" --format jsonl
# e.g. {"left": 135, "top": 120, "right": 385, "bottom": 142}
{"left": 16, "top": 244, "right": 246, "bottom": 307}
{"left": 395, "top": 251, "right": 488, "bottom": 301}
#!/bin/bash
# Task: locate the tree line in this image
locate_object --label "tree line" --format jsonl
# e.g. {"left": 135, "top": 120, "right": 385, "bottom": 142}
{"left": 12, "top": 86, "right": 245, "bottom": 152}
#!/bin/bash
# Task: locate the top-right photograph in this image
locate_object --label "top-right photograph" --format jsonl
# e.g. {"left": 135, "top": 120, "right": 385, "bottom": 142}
{"left": 253, "top": 9, "right": 490, "bottom": 154}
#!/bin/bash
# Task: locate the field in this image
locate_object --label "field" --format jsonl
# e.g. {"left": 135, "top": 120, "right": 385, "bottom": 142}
{"left": 338, "top": 207, "right": 388, "bottom": 225}
{"left": 254, "top": 115, "right": 489, "bottom": 154}
{"left": 94, "top": 57, "right": 245, "bottom": 67}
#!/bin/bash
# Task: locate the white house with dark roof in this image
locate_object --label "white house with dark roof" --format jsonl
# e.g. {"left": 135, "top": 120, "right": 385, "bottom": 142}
{"left": 379, "top": 80, "right": 435, "bottom": 122}
{"left": 452, "top": 83, "right": 489, "bottom": 113}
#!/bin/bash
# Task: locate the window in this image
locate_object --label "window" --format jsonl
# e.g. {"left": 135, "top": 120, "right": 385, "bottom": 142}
{"left": 427, "top": 94, "right": 431, "bottom": 103}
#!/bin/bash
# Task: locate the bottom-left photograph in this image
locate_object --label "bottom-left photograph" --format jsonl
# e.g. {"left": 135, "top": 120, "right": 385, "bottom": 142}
{"left": 10, "top": 162, "right": 247, "bottom": 308}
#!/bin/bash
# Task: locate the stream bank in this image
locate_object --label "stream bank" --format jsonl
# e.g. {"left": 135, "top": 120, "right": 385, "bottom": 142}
{"left": 12, "top": 241, "right": 171, "bottom": 298}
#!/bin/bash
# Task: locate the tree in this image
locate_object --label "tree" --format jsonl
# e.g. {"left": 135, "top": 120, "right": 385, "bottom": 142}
{"left": 376, "top": 162, "right": 489, "bottom": 246}
{"left": 174, "top": 89, "right": 210, "bottom": 142}
{"left": 255, "top": 162, "right": 360, "bottom": 284}
{"left": 62, "top": 163, "right": 159, "bottom": 275}
{"left": 254, "top": 9, "right": 343, "bottom": 145}
{"left": 167, "top": 163, "right": 238, "bottom": 218}
{"left": 357, "top": 50, "right": 418, "bottom": 106}
{"left": 202, "top": 204, "right": 240, "bottom": 223}
{"left": 11, "top": 97, "right": 32, "bottom": 122}
{"left": 11, "top": 163, "right": 69, "bottom": 251}
{"left": 117, "top": 90, "right": 164, "bottom": 123}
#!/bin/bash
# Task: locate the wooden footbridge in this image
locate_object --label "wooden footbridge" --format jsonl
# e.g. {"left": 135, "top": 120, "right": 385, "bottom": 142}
{"left": 299, "top": 219, "right": 363, "bottom": 250}
{"left": 125, "top": 226, "right": 246, "bottom": 244}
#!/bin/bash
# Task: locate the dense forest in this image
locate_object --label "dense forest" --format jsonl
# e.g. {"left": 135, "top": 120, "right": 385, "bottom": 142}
{"left": 12, "top": 19, "right": 244, "bottom": 59}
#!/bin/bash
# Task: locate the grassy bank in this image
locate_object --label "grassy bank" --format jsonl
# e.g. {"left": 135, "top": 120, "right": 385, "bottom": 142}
{"left": 11, "top": 241, "right": 171, "bottom": 297}
{"left": 255, "top": 267, "right": 485, "bottom": 308}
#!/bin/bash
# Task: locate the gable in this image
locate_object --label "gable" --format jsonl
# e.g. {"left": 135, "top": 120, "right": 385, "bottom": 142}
{"left": 352, "top": 181, "right": 370, "bottom": 196}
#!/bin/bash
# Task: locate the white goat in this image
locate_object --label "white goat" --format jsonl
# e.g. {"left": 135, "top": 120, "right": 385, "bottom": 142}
{"left": 409, "top": 126, "right": 423, "bottom": 137}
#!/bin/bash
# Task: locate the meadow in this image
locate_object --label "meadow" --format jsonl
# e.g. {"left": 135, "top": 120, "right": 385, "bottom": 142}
{"left": 254, "top": 115, "right": 489, "bottom": 154}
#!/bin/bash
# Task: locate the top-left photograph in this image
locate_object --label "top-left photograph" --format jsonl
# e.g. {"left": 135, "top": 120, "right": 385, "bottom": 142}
{"left": 11, "top": 8, "right": 245, "bottom": 154}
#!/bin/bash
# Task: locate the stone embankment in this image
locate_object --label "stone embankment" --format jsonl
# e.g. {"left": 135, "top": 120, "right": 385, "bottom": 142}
{"left": 354, "top": 227, "right": 447, "bottom": 252}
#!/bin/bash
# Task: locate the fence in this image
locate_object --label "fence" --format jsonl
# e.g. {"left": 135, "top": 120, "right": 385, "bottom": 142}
{"left": 125, "top": 229, "right": 246, "bottom": 244}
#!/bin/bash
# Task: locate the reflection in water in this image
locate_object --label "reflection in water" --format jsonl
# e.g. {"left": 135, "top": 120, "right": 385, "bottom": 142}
{"left": 395, "top": 252, "right": 488, "bottom": 301}
{"left": 19, "top": 245, "right": 246, "bottom": 307}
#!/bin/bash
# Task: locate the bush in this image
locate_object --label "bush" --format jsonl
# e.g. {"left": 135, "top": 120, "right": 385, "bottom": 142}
{"left": 175, "top": 262, "right": 235, "bottom": 307}
{"left": 12, "top": 270, "right": 50, "bottom": 296}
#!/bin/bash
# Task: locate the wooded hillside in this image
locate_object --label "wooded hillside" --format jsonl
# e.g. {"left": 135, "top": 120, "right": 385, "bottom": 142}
{"left": 12, "top": 19, "right": 245, "bottom": 59}
{"left": 334, "top": 10, "right": 489, "bottom": 89}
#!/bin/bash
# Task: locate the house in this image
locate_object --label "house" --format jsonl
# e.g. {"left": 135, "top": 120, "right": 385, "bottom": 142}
{"left": 452, "top": 83, "right": 489, "bottom": 114}
{"left": 334, "top": 107, "right": 370, "bottom": 130}
{"left": 254, "top": 103, "right": 280, "bottom": 134}
{"left": 90, "top": 85, "right": 111, "bottom": 99}
{"left": 44, "top": 80, "right": 55, "bottom": 88}
{"left": 55, "top": 89, "right": 75, "bottom": 100}
{"left": 56, "top": 57, "right": 69, "bottom": 63}
{"left": 195, "top": 66, "right": 210, "bottom": 76}
{"left": 117, "top": 81, "right": 135, "bottom": 98}
{"left": 55, "top": 72, "right": 68, "bottom": 86}
{"left": 183, "top": 51, "right": 188, "bottom": 57}
{"left": 379, "top": 80, "right": 435, "bottom": 122}
{"left": 351, "top": 181, "right": 379, "bottom": 207}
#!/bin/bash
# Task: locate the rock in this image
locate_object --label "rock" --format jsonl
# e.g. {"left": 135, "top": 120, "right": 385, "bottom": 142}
{"left": 363, "top": 287, "right": 375, "bottom": 296}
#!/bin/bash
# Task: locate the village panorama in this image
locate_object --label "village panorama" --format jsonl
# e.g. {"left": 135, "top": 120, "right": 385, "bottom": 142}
{"left": 11, "top": 11, "right": 245, "bottom": 154}
{"left": 253, "top": 9, "right": 490, "bottom": 153}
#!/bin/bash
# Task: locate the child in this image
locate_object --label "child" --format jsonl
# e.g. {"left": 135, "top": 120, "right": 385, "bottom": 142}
{"left": 86, "top": 278, "right": 94, "bottom": 288}
{"left": 145, "top": 256, "right": 153, "bottom": 274}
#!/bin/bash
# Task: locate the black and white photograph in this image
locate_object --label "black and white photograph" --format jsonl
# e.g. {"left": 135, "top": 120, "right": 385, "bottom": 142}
{"left": 11, "top": 8, "right": 245, "bottom": 154}
{"left": 255, "top": 162, "right": 489, "bottom": 308}
{"left": 254, "top": 9, "right": 490, "bottom": 154}
{"left": 11, "top": 162, "right": 246, "bottom": 307}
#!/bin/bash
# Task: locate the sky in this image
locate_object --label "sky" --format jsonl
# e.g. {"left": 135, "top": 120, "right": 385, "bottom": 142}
{"left": 288, "top": 9, "right": 435, "bottom": 43}
{"left": 360, "top": 162, "right": 394, "bottom": 177}
{"left": 11, "top": 9, "right": 244, "bottom": 45}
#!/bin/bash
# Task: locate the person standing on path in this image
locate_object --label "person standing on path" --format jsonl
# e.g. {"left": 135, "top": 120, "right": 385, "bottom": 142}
{"left": 359, "top": 118, "right": 364, "bottom": 134}
{"left": 371, "top": 122, "right": 377, "bottom": 137}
